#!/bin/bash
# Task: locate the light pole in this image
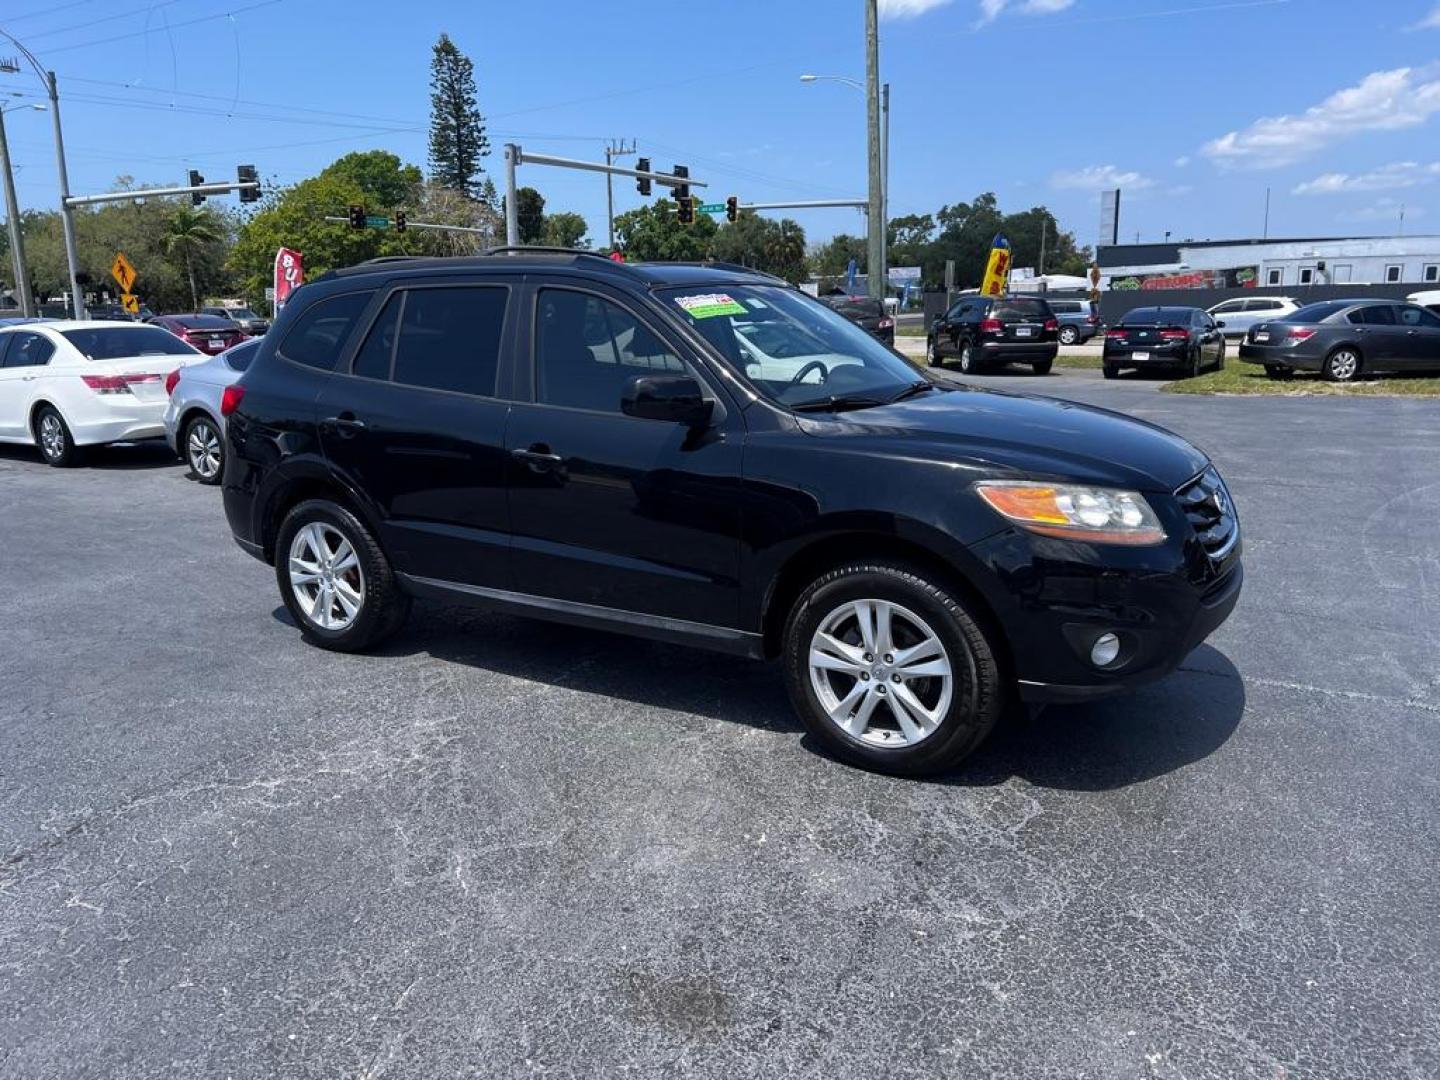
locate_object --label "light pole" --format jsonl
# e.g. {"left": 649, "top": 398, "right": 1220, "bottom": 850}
{"left": 0, "top": 97, "right": 44, "bottom": 317}
{"left": 0, "top": 31, "right": 85, "bottom": 318}
{"left": 800, "top": 70, "right": 889, "bottom": 298}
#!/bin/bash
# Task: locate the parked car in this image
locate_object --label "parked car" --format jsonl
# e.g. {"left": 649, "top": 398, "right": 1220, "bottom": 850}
{"left": 0, "top": 317, "right": 54, "bottom": 328}
{"left": 0, "top": 321, "right": 204, "bottom": 466}
{"left": 87, "top": 304, "right": 139, "bottom": 323}
{"left": 200, "top": 305, "right": 270, "bottom": 336}
{"left": 1238, "top": 299, "right": 1440, "bottom": 382}
{"left": 221, "top": 252, "right": 1241, "bottom": 775}
{"left": 163, "top": 337, "right": 261, "bottom": 483}
{"left": 149, "top": 314, "right": 248, "bottom": 355}
{"left": 1408, "top": 289, "right": 1440, "bottom": 316}
{"left": 819, "top": 294, "right": 895, "bottom": 345}
{"left": 1206, "top": 296, "right": 1298, "bottom": 339}
{"left": 1046, "top": 298, "right": 1101, "bottom": 345}
{"left": 1103, "top": 306, "right": 1226, "bottom": 380}
{"left": 927, "top": 295, "right": 1058, "bottom": 375}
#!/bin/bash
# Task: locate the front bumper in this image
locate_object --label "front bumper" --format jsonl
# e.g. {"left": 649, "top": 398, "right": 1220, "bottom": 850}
{"left": 1238, "top": 343, "right": 1323, "bottom": 371}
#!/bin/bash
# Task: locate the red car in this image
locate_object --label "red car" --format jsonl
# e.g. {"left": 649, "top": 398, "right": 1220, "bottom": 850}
{"left": 148, "top": 314, "right": 247, "bottom": 355}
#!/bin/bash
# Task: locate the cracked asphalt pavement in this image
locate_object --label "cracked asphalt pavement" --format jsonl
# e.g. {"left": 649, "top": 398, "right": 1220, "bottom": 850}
{"left": 2, "top": 369, "right": 1437, "bottom": 1078}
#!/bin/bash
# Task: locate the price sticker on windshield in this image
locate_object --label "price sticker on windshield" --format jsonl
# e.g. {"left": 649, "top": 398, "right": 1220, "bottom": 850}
{"left": 676, "top": 293, "right": 747, "bottom": 319}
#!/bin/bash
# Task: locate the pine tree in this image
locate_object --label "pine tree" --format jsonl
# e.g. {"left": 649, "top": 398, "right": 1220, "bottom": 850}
{"left": 427, "top": 33, "right": 489, "bottom": 197}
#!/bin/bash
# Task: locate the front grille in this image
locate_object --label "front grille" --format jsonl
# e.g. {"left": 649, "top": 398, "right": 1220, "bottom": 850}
{"left": 1176, "top": 467, "right": 1239, "bottom": 560}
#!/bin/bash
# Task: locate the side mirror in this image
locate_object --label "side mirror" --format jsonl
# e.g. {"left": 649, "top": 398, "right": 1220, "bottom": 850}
{"left": 1215, "top": 320, "right": 1226, "bottom": 328}
{"left": 622, "top": 373, "right": 713, "bottom": 426}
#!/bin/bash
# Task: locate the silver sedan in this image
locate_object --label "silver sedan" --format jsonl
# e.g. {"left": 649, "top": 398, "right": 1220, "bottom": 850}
{"left": 163, "top": 338, "right": 259, "bottom": 483}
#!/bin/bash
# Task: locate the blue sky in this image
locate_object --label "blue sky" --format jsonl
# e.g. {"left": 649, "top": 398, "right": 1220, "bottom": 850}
{"left": 3, "top": 0, "right": 1439, "bottom": 251}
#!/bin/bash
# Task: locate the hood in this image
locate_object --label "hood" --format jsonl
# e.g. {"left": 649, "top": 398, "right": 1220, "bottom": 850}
{"left": 798, "top": 384, "right": 1207, "bottom": 492}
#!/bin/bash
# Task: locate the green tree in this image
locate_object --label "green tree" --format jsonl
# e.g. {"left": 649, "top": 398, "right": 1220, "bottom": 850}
{"left": 613, "top": 199, "right": 717, "bottom": 261}
{"left": 709, "top": 211, "right": 807, "bottom": 282}
{"left": 542, "top": 211, "right": 588, "bottom": 248}
{"left": 325, "top": 150, "right": 423, "bottom": 209}
{"left": 809, "top": 233, "right": 866, "bottom": 280}
{"left": 515, "top": 187, "right": 546, "bottom": 244}
{"left": 427, "top": 33, "right": 489, "bottom": 197}
{"left": 161, "top": 203, "right": 225, "bottom": 310}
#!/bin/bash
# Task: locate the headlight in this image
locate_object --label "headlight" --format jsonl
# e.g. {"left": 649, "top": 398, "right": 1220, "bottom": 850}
{"left": 975, "top": 481, "right": 1166, "bottom": 545}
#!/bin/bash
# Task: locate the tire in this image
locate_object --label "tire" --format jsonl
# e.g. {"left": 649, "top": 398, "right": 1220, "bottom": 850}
{"left": 1031, "top": 359, "right": 1053, "bottom": 376}
{"left": 1189, "top": 349, "right": 1202, "bottom": 379}
{"left": 958, "top": 342, "right": 980, "bottom": 375}
{"left": 274, "top": 499, "right": 410, "bottom": 652}
{"left": 1102, "top": 365, "right": 1120, "bottom": 380}
{"left": 34, "top": 405, "right": 81, "bottom": 468}
{"left": 1323, "top": 347, "right": 1362, "bottom": 383}
{"left": 1058, "top": 326, "right": 1079, "bottom": 346}
{"left": 1264, "top": 365, "right": 1293, "bottom": 381}
{"left": 782, "top": 560, "right": 1006, "bottom": 776}
{"left": 927, "top": 337, "right": 945, "bottom": 367}
{"left": 183, "top": 413, "right": 224, "bottom": 485}
{"left": 1215, "top": 343, "right": 1226, "bottom": 371}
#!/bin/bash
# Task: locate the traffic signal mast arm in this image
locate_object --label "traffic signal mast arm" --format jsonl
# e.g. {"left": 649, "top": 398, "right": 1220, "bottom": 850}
{"left": 65, "top": 177, "right": 261, "bottom": 207}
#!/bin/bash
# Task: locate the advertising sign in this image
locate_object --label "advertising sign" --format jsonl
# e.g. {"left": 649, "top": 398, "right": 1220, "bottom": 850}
{"left": 273, "top": 248, "right": 303, "bottom": 311}
{"left": 980, "top": 235, "right": 1011, "bottom": 297}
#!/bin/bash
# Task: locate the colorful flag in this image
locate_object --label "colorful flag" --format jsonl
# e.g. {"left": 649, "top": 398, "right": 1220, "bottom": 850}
{"left": 273, "top": 248, "right": 304, "bottom": 312}
{"left": 980, "top": 234, "right": 1012, "bottom": 297}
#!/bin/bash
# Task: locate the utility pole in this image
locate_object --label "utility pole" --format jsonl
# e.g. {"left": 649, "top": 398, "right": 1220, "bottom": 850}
{"left": 604, "top": 139, "right": 636, "bottom": 251}
{"left": 864, "top": 0, "right": 883, "bottom": 300}
{"left": 46, "top": 73, "right": 83, "bottom": 318}
{"left": 1038, "top": 216, "right": 1048, "bottom": 277}
{"left": 1262, "top": 186, "right": 1270, "bottom": 240}
{"left": 881, "top": 81, "right": 890, "bottom": 294}
{"left": 0, "top": 103, "right": 38, "bottom": 317}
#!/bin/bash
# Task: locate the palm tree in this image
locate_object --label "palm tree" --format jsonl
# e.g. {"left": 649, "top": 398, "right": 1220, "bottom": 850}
{"left": 161, "top": 204, "right": 222, "bottom": 310}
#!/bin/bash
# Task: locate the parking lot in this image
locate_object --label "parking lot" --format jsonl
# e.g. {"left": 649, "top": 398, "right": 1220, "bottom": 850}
{"left": 2, "top": 371, "right": 1438, "bottom": 1078}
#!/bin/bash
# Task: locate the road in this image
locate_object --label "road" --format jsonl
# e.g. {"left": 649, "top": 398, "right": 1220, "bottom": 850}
{"left": 2, "top": 371, "right": 1438, "bottom": 1078}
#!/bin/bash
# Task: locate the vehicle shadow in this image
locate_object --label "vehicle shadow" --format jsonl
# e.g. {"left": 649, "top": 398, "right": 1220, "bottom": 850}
{"left": 281, "top": 600, "right": 1243, "bottom": 786}
{"left": 0, "top": 440, "right": 179, "bottom": 471}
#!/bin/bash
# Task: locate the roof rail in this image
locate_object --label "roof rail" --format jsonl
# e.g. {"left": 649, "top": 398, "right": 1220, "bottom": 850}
{"left": 658, "top": 260, "right": 789, "bottom": 283}
{"left": 359, "top": 255, "right": 426, "bottom": 266}
{"left": 482, "top": 245, "right": 615, "bottom": 262}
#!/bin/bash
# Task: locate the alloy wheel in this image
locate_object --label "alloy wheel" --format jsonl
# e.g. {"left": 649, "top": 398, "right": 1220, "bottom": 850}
{"left": 1327, "top": 350, "right": 1359, "bottom": 382}
{"left": 288, "top": 522, "right": 366, "bottom": 631}
{"left": 808, "top": 598, "right": 954, "bottom": 748}
{"left": 39, "top": 414, "right": 65, "bottom": 460}
{"left": 187, "top": 420, "right": 222, "bottom": 479}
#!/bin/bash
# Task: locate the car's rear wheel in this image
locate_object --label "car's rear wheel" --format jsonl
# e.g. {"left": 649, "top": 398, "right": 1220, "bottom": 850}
{"left": 35, "top": 406, "right": 80, "bottom": 468}
{"left": 1058, "top": 325, "right": 1079, "bottom": 345}
{"left": 927, "top": 337, "right": 944, "bottom": 367}
{"left": 1323, "top": 347, "right": 1362, "bottom": 383}
{"left": 1102, "top": 364, "right": 1120, "bottom": 380}
{"left": 183, "top": 414, "right": 224, "bottom": 485}
{"left": 275, "top": 499, "right": 410, "bottom": 652}
{"left": 782, "top": 561, "right": 1005, "bottom": 775}
{"left": 958, "top": 342, "right": 980, "bottom": 375}
{"left": 1031, "top": 358, "right": 1053, "bottom": 376}
{"left": 1264, "top": 365, "right": 1293, "bottom": 381}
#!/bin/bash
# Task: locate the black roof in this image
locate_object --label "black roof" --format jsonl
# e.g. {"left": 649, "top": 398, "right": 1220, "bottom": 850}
{"left": 321, "top": 248, "right": 785, "bottom": 288}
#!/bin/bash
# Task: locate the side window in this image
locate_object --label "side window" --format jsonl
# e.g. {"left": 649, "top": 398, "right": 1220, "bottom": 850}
{"left": 1357, "top": 305, "right": 1397, "bottom": 326}
{"left": 0, "top": 334, "right": 11, "bottom": 367}
{"left": 1385, "top": 265, "right": 1403, "bottom": 284}
{"left": 1399, "top": 305, "right": 1440, "bottom": 328}
{"left": 1213, "top": 301, "right": 1242, "bottom": 314}
{"left": 224, "top": 340, "right": 261, "bottom": 373}
{"left": 391, "top": 286, "right": 507, "bottom": 397}
{"left": 277, "top": 290, "right": 375, "bottom": 370}
{"left": 351, "top": 294, "right": 403, "bottom": 381}
{"left": 943, "top": 302, "right": 966, "bottom": 321}
{"left": 4, "top": 332, "right": 55, "bottom": 367}
{"left": 535, "top": 289, "right": 688, "bottom": 413}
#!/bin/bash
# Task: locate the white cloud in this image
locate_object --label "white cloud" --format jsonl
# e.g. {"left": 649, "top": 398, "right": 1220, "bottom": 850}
{"left": 977, "top": 0, "right": 1075, "bottom": 24}
{"left": 1174, "top": 155, "right": 1191, "bottom": 168}
{"left": 1166, "top": 184, "right": 1195, "bottom": 197}
{"left": 1412, "top": 3, "right": 1440, "bottom": 29}
{"left": 1202, "top": 67, "right": 1440, "bottom": 168}
{"left": 1293, "top": 161, "right": 1440, "bottom": 195}
{"left": 1340, "top": 197, "right": 1424, "bottom": 223}
{"left": 1051, "top": 164, "right": 1156, "bottom": 191}
{"left": 878, "top": 0, "right": 954, "bottom": 17}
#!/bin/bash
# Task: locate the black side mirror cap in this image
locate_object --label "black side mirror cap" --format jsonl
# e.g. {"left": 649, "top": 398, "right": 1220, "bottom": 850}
{"left": 621, "top": 373, "right": 713, "bottom": 426}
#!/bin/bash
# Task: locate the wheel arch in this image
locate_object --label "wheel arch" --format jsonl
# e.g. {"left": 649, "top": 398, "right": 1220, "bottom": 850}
{"left": 28, "top": 399, "right": 62, "bottom": 442}
{"left": 257, "top": 466, "right": 384, "bottom": 565}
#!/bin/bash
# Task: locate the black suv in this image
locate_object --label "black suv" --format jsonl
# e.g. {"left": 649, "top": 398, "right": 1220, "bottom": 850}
{"left": 818, "top": 294, "right": 895, "bottom": 345}
{"left": 222, "top": 250, "right": 1241, "bottom": 775}
{"left": 928, "top": 294, "right": 1059, "bottom": 375}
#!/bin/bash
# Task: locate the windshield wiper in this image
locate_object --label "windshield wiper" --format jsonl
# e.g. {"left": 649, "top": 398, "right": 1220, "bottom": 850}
{"left": 791, "top": 394, "right": 890, "bottom": 413}
{"left": 888, "top": 380, "right": 938, "bottom": 403}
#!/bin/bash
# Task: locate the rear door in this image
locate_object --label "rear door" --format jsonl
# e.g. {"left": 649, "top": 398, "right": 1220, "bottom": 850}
{"left": 315, "top": 279, "right": 517, "bottom": 588}
{"left": 1350, "top": 305, "right": 1403, "bottom": 365}
{"left": 1394, "top": 304, "right": 1440, "bottom": 370}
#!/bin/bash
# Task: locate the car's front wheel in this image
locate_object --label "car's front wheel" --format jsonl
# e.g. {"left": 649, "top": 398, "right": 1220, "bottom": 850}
{"left": 1323, "top": 347, "right": 1362, "bottom": 383}
{"left": 275, "top": 499, "right": 411, "bottom": 652}
{"left": 183, "top": 414, "right": 224, "bottom": 485}
{"left": 782, "top": 561, "right": 1005, "bottom": 775}
{"left": 35, "top": 406, "right": 80, "bottom": 467}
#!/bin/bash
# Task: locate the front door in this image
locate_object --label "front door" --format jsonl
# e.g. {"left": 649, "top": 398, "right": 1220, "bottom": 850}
{"left": 504, "top": 283, "right": 744, "bottom": 628}
{"left": 315, "top": 281, "right": 515, "bottom": 588}
{"left": 0, "top": 331, "right": 55, "bottom": 440}
{"left": 1395, "top": 304, "right": 1440, "bottom": 370}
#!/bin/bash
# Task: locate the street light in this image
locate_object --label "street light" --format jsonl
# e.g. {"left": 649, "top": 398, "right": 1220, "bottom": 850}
{"left": 0, "top": 98, "right": 48, "bottom": 319}
{"left": 800, "top": 72, "right": 889, "bottom": 296}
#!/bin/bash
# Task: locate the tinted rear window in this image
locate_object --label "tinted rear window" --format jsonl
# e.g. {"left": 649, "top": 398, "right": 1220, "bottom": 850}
{"left": 826, "top": 298, "right": 885, "bottom": 319}
{"left": 1119, "top": 307, "right": 1196, "bottom": 325}
{"left": 61, "top": 326, "right": 199, "bottom": 359}
{"left": 177, "top": 315, "right": 238, "bottom": 330}
{"left": 993, "top": 298, "right": 1051, "bottom": 320}
{"left": 278, "top": 291, "right": 375, "bottom": 370}
{"left": 1282, "top": 301, "right": 1350, "bottom": 323}
{"left": 224, "top": 339, "right": 261, "bottom": 372}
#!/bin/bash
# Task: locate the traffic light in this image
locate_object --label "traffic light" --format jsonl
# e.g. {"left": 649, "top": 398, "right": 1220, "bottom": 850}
{"left": 672, "top": 164, "right": 690, "bottom": 203}
{"left": 677, "top": 196, "right": 695, "bottom": 226}
{"left": 636, "top": 157, "right": 651, "bottom": 196}
{"left": 237, "top": 164, "right": 259, "bottom": 203}
{"left": 395, "top": 209, "right": 407, "bottom": 233}
{"left": 725, "top": 195, "right": 739, "bottom": 223}
{"left": 189, "top": 170, "right": 206, "bottom": 206}
{"left": 348, "top": 204, "right": 366, "bottom": 230}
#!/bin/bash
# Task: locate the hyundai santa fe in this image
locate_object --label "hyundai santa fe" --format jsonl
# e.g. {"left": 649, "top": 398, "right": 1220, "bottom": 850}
{"left": 221, "top": 250, "right": 1242, "bottom": 775}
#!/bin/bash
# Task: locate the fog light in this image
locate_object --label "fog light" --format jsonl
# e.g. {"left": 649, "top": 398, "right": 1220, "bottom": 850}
{"left": 1090, "top": 632, "right": 1121, "bottom": 668}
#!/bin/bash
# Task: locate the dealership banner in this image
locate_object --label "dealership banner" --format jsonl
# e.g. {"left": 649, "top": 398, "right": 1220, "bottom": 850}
{"left": 273, "top": 247, "right": 304, "bottom": 311}
{"left": 1111, "top": 266, "right": 1258, "bottom": 291}
{"left": 980, "top": 235, "right": 1011, "bottom": 296}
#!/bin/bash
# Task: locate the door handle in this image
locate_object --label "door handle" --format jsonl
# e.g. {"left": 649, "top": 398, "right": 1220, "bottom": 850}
{"left": 322, "top": 414, "right": 367, "bottom": 435}
{"left": 511, "top": 444, "right": 564, "bottom": 469}
{"left": 22, "top": 374, "right": 37, "bottom": 382}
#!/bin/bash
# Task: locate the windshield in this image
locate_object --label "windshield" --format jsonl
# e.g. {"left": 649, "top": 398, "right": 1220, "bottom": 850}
{"left": 824, "top": 297, "right": 885, "bottom": 319}
{"left": 228, "top": 308, "right": 258, "bottom": 320}
{"left": 664, "top": 285, "right": 922, "bottom": 408}
{"left": 61, "top": 326, "right": 200, "bottom": 359}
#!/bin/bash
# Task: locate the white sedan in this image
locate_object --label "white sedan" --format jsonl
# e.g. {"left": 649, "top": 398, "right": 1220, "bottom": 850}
{"left": 0, "top": 320, "right": 204, "bottom": 467}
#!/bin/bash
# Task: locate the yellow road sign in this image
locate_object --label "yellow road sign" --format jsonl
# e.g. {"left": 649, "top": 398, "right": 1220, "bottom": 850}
{"left": 111, "top": 252, "right": 137, "bottom": 293}
{"left": 120, "top": 293, "right": 140, "bottom": 315}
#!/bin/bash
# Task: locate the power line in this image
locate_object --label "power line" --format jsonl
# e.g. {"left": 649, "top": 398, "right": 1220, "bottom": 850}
{"left": 20, "top": 0, "right": 189, "bottom": 42}
{"left": 1, "top": 0, "right": 107, "bottom": 26}
{"left": 41, "top": 0, "right": 282, "bottom": 55}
